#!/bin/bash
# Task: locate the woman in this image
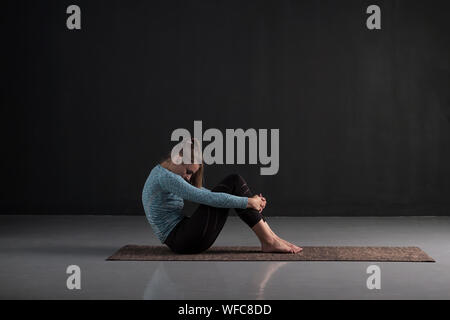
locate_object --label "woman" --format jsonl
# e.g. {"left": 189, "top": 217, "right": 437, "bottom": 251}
{"left": 142, "top": 138, "right": 302, "bottom": 254}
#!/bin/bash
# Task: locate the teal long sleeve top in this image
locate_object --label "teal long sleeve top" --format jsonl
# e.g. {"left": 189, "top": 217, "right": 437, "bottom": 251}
{"left": 142, "top": 164, "right": 249, "bottom": 243}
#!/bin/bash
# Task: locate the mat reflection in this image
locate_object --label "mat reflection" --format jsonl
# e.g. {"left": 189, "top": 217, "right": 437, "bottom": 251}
{"left": 143, "top": 261, "right": 288, "bottom": 300}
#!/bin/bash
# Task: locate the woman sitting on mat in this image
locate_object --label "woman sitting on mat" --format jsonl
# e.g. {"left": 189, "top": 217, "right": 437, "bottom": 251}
{"left": 142, "top": 138, "right": 302, "bottom": 254}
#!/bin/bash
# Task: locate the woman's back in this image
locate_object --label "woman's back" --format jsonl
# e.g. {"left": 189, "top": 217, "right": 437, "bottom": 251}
{"left": 142, "top": 164, "right": 185, "bottom": 243}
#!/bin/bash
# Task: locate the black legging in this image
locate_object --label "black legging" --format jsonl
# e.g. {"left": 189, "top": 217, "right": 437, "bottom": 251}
{"left": 163, "top": 174, "right": 267, "bottom": 254}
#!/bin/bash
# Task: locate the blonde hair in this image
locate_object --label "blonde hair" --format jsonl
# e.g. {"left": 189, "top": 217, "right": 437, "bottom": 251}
{"left": 161, "top": 138, "right": 204, "bottom": 188}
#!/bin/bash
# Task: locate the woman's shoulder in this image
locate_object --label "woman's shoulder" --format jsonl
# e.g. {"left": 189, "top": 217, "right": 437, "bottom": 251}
{"left": 147, "top": 163, "right": 181, "bottom": 184}
{"left": 144, "top": 164, "right": 164, "bottom": 184}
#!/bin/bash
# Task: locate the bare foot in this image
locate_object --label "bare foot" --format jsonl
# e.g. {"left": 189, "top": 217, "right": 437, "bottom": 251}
{"left": 262, "top": 222, "right": 302, "bottom": 253}
{"left": 275, "top": 236, "right": 303, "bottom": 253}
{"left": 267, "top": 228, "right": 302, "bottom": 253}
{"left": 261, "top": 238, "right": 296, "bottom": 253}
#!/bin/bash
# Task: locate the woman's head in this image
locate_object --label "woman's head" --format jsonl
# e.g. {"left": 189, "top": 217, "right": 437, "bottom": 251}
{"left": 161, "top": 138, "right": 204, "bottom": 188}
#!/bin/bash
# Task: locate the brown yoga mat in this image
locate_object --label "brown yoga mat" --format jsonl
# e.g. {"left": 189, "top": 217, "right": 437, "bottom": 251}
{"left": 106, "top": 245, "right": 435, "bottom": 262}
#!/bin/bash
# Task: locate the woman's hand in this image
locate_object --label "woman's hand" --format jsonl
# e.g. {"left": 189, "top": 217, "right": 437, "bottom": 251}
{"left": 247, "top": 194, "right": 267, "bottom": 213}
{"left": 259, "top": 193, "right": 266, "bottom": 208}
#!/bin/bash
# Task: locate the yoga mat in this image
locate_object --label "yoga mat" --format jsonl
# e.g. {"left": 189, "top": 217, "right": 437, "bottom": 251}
{"left": 106, "top": 245, "right": 435, "bottom": 262}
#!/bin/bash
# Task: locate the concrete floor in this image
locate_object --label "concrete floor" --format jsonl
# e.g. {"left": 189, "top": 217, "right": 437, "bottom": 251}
{"left": 0, "top": 215, "right": 449, "bottom": 300}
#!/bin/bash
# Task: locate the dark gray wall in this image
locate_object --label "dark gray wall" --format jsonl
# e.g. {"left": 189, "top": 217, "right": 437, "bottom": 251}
{"left": 2, "top": 0, "right": 450, "bottom": 216}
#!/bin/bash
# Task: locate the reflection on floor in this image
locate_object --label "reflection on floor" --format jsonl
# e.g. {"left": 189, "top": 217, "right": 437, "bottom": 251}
{"left": 0, "top": 215, "right": 449, "bottom": 299}
{"left": 143, "top": 261, "right": 289, "bottom": 300}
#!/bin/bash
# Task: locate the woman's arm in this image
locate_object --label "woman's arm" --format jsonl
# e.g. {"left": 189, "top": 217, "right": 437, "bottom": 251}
{"left": 158, "top": 171, "right": 248, "bottom": 209}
